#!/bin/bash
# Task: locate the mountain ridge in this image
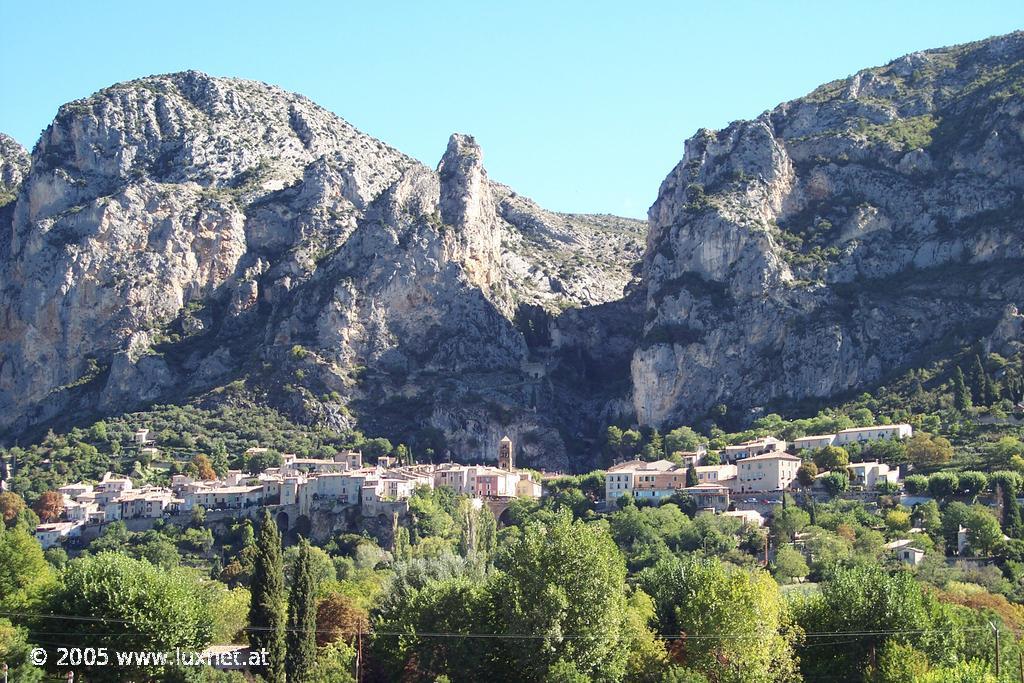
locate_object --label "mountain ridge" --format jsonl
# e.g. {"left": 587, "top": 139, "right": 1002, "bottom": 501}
{"left": 3, "top": 31, "right": 1024, "bottom": 468}
{"left": 0, "top": 70, "right": 644, "bottom": 467}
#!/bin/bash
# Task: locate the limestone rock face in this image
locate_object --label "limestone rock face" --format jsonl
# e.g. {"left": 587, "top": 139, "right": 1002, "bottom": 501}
{"left": 634, "top": 31, "right": 1024, "bottom": 427}
{"left": 0, "top": 133, "right": 29, "bottom": 201}
{"left": 7, "top": 31, "right": 1024, "bottom": 465}
{"left": 0, "top": 72, "right": 643, "bottom": 468}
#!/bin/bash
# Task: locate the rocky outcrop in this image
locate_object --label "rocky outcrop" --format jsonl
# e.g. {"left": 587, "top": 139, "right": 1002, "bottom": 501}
{"left": 0, "top": 133, "right": 29, "bottom": 203}
{"left": 0, "top": 71, "right": 643, "bottom": 468}
{"left": 634, "top": 31, "right": 1024, "bottom": 427}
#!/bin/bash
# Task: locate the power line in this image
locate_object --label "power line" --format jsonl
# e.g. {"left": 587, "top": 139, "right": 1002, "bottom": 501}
{"left": 2, "top": 611, "right": 997, "bottom": 641}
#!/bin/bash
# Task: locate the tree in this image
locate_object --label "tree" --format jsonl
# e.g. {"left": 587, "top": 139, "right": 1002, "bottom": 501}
{"left": 990, "top": 471, "right": 1024, "bottom": 538}
{"left": 488, "top": 510, "right": 632, "bottom": 680}
{"left": 361, "top": 437, "right": 393, "bottom": 459}
{"left": 885, "top": 509, "right": 912, "bottom": 534}
{"left": 32, "top": 490, "right": 64, "bottom": 522}
{"left": 876, "top": 479, "right": 899, "bottom": 495}
{"left": 797, "top": 462, "right": 818, "bottom": 488}
{"left": 986, "top": 437, "right": 1024, "bottom": 468}
{"left": 970, "top": 355, "right": 987, "bottom": 403}
{"left": 477, "top": 504, "right": 498, "bottom": 559}
{"left": 0, "top": 617, "right": 46, "bottom": 682}
{"left": 863, "top": 438, "right": 908, "bottom": 465}
{"left": 914, "top": 500, "right": 942, "bottom": 542}
{"left": 604, "top": 426, "right": 624, "bottom": 460}
{"left": 639, "top": 555, "right": 799, "bottom": 682}
{"left": 907, "top": 434, "right": 954, "bottom": 468}
{"left": 315, "top": 593, "right": 368, "bottom": 647}
{"left": 621, "top": 430, "right": 643, "bottom": 459}
{"left": 821, "top": 471, "right": 849, "bottom": 496}
{"left": 903, "top": 474, "right": 929, "bottom": 495}
{"left": 774, "top": 544, "right": 809, "bottom": 584}
{"left": 45, "top": 553, "right": 214, "bottom": 682}
{"left": 772, "top": 506, "right": 810, "bottom": 540}
{"left": 964, "top": 506, "right": 1004, "bottom": 556}
{"left": 794, "top": 564, "right": 951, "bottom": 681}
{"left": 249, "top": 510, "right": 286, "bottom": 682}
{"left": 953, "top": 366, "right": 973, "bottom": 412}
{"left": 665, "top": 426, "right": 704, "bottom": 455}
{"left": 813, "top": 446, "right": 849, "bottom": 471}
{"left": 0, "top": 524, "right": 55, "bottom": 611}
{"left": 868, "top": 641, "right": 931, "bottom": 683}
{"left": 286, "top": 540, "right": 319, "bottom": 683}
{"left": 247, "top": 450, "right": 284, "bottom": 474}
{"left": 927, "top": 471, "right": 959, "bottom": 499}
{"left": 642, "top": 429, "right": 664, "bottom": 460}
{"left": 941, "top": 501, "right": 971, "bottom": 551}
{"left": 0, "top": 491, "right": 25, "bottom": 525}
{"left": 686, "top": 464, "right": 699, "bottom": 487}
{"left": 193, "top": 454, "right": 217, "bottom": 480}
{"left": 956, "top": 471, "right": 988, "bottom": 498}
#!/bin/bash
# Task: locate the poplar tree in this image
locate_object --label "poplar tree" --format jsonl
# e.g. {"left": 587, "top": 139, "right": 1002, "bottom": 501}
{"left": 286, "top": 539, "right": 319, "bottom": 683}
{"left": 249, "top": 510, "right": 286, "bottom": 682}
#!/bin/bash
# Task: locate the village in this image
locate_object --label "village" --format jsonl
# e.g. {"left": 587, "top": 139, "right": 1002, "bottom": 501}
{"left": 30, "top": 423, "right": 920, "bottom": 554}
{"left": 32, "top": 433, "right": 542, "bottom": 550}
{"left": 604, "top": 424, "right": 911, "bottom": 520}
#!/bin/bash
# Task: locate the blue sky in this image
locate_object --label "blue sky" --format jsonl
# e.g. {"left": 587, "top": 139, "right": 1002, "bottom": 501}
{"left": 2, "top": 2, "right": 1022, "bottom": 218}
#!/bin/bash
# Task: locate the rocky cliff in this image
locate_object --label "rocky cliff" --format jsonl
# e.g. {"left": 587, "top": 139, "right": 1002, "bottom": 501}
{"left": 634, "top": 31, "right": 1024, "bottom": 427}
{"left": 0, "top": 71, "right": 643, "bottom": 467}
{"left": 5, "top": 31, "right": 1024, "bottom": 466}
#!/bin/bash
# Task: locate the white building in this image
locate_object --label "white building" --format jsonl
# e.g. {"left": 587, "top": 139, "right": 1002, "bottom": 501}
{"left": 885, "top": 539, "right": 925, "bottom": 566}
{"left": 790, "top": 434, "right": 836, "bottom": 451}
{"left": 694, "top": 464, "right": 737, "bottom": 485}
{"left": 181, "top": 485, "right": 263, "bottom": 511}
{"left": 723, "top": 437, "right": 786, "bottom": 464}
{"left": 833, "top": 424, "right": 912, "bottom": 447}
{"left": 722, "top": 509, "right": 765, "bottom": 527}
{"left": 58, "top": 482, "right": 94, "bottom": 498}
{"left": 604, "top": 460, "right": 677, "bottom": 501}
{"left": 848, "top": 461, "right": 900, "bottom": 490}
{"left": 736, "top": 452, "right": 801, "bottom": 493}
{"left": 35, "top": 521, "right": 83, "bottom": 549}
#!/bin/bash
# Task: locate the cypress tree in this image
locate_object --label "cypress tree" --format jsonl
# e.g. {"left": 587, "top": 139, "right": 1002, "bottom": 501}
{"left": 286, "top": 539, "right": 319, "bottom": 683}
{"left": 993, "top": 474, "right": 1024, "bottom": 539}
{"left": 249, "top": 510, "right": 287, "bottom": 682}
{"left": 970, "top": 354, "right": 987, "bottom": 404}
{"left": 953, "top": 367, "right": 972, "bottom": 412}
{"left": 686, "top": 464, "right": 699, "bottom": 487}
{"left": 984, "top": 373, "right": 999, "bottom": 406}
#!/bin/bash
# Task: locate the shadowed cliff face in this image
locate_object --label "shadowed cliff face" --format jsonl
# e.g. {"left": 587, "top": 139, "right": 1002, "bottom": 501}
{"left": 634, "top": 31, "right": 1024, "bottom": 428}
{"left": 0, "top": 71, "right": 644, "bottom": 468}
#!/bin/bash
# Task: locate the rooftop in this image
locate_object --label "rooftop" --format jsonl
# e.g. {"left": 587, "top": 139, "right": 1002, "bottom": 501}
{"left": 741, "top": 451, "right": 801, "bottom": 463}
